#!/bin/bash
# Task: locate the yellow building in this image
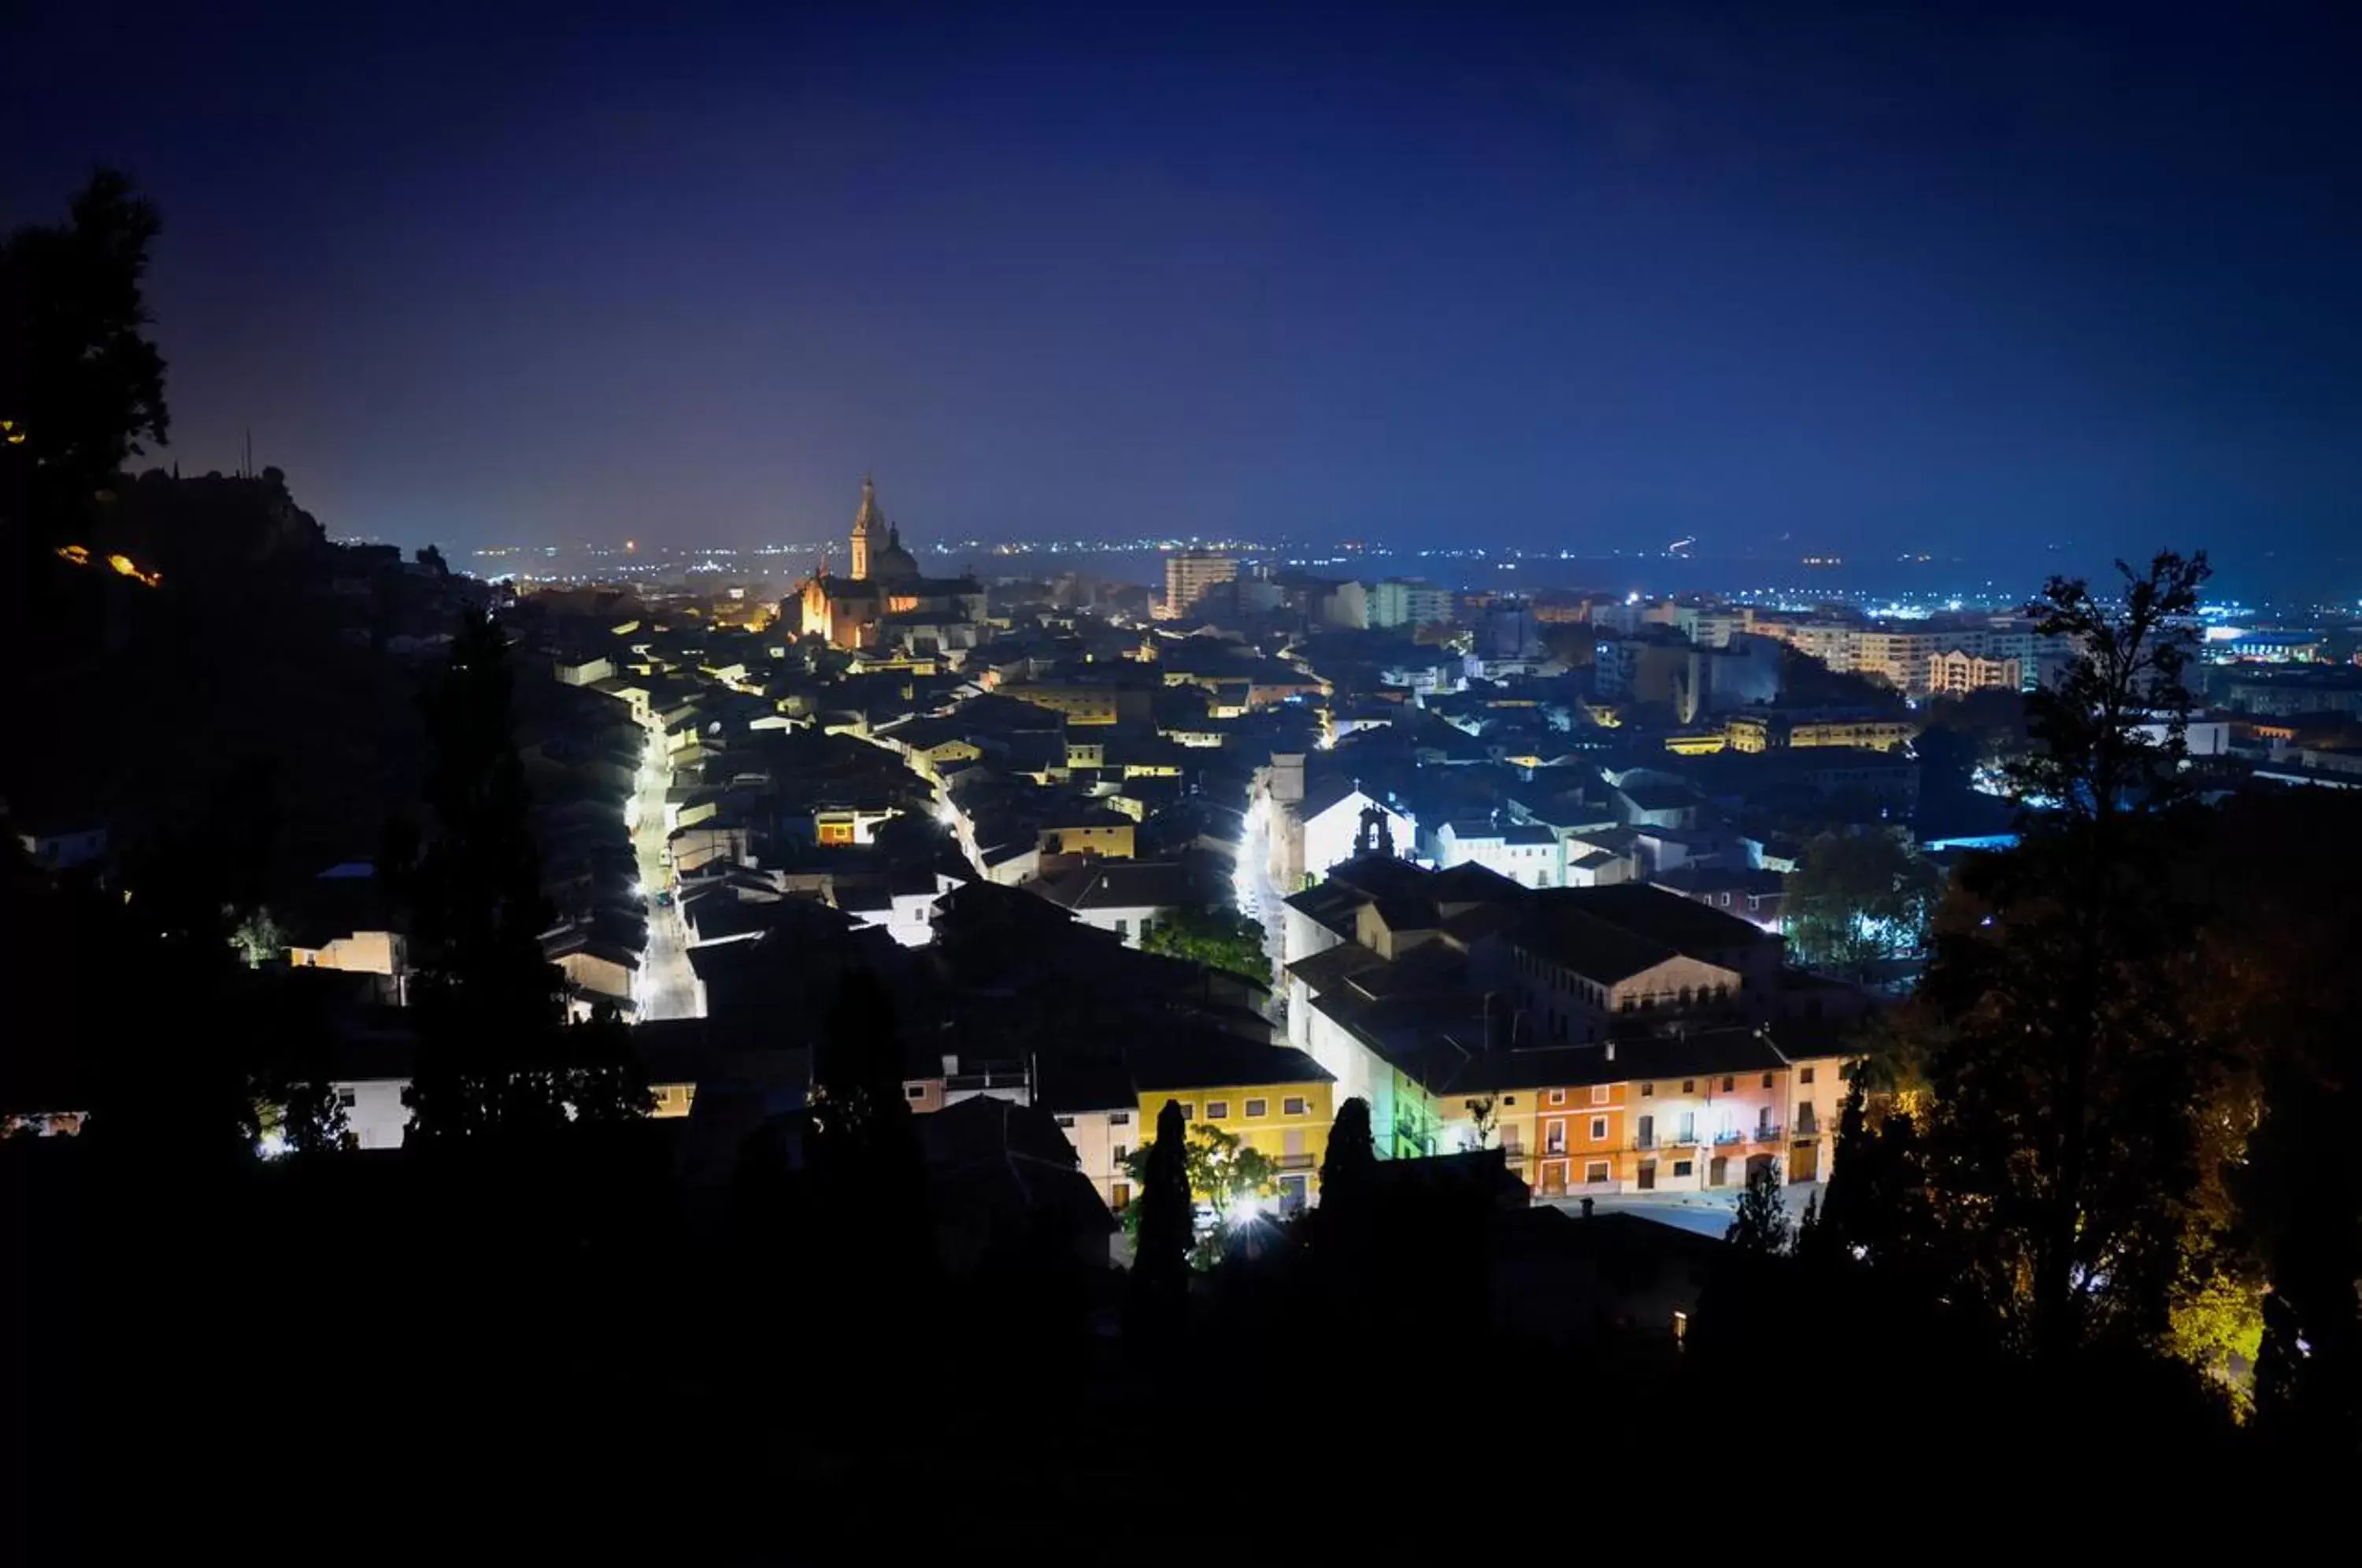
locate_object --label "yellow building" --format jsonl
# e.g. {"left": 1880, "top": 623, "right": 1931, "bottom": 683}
{"left": 1663, "top": 729, "right": 1731, "bottom": 756}
{"left": 1038, "top": 809, "right": 1136, "bottom": 859}
{"left": 1790, "top": 716, "right": 1916, "bottom": 751}
{"left": 1131, "top": 1041, "right": 1336, "bottom": 1215}
{"left": 1002, "top": 681, "right": 1131, "bottom": 726}
{"left": 1726, "top": 713, "right": 1917, "bottom": 753}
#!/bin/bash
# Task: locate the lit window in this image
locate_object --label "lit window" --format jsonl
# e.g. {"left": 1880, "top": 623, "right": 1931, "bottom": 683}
{"left": 1245, "top": 1099, "right": 1268, "bottom": 1118}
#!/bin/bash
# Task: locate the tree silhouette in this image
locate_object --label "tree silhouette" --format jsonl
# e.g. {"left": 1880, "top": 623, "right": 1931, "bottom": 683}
{"left": 415, "top": 543, "right": 448, "bottom": 575}
{"left": 0, "top": 168, "right": 171, "bottom": 561}
{"left": 401, "top": 611, "right": 570, "bottom": 1139}
{"left": 1120, "top": 1119, "right": 1277, "bottom": 1267}
{"left": 1891, "top": 552, "right": 2216, "bottom": 1357}
{"left": 278, "top": 1075, "right": 350, "bottom": 1153}
{"left": 1727, "top": 1161, "right": 1790, "bottom": 1254}
{"left": 805, "top": 968, "right": 930, "bottom": 1322}
{"left": 1320, "top": 1096, "right": 1377, "bottom": 1211}
{"left": 1127, "top": 1099, "right": 1193, "bottom": 1347}
{"left": 1784, "top": 830, "right": 1942, "bottom": 984}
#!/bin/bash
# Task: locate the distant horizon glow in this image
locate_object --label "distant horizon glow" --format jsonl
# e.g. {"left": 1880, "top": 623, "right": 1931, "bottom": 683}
{"left": 16, "top": 2, "right": 2356, "bottom": 607}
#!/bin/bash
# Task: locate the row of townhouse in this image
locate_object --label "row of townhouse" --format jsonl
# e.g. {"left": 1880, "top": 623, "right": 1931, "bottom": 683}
{"left": 1284, "top": 852, "right": 1866, "bottom": 1198}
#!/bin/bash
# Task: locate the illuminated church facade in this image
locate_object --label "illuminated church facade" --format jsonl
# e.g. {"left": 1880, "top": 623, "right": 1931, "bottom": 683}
{"left": 794, "top": 476, "right": 988, "bottom": 655}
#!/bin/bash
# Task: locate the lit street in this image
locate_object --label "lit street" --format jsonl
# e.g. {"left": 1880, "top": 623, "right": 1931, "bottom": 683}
{"left": 1234, "top": 796, "right": 1288, "bottom": 1021}
{"left": 630, "top": 741, "right": 699, "bottom": 1021}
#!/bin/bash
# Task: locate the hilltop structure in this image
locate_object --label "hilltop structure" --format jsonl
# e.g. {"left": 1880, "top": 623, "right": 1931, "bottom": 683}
{"left": 794, "top": 476, "right": 987, "bottom": 655}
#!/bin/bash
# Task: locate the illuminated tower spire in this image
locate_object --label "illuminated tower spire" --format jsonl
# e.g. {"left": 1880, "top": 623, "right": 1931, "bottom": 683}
{"left": 850, "top": 473, "right": 882, "bottom": 581}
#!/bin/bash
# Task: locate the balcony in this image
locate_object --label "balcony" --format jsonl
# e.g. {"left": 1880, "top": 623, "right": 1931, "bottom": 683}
{"left": 1751, "top": 1123, "right": 1784, "bottom": 1143}
{"left": 1795, "top": 1113, "right": 1820, "bottom": 1136}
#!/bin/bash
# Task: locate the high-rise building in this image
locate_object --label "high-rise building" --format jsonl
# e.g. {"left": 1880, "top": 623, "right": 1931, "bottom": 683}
{"left": 1161, "top": 552, "right": 1238, "bottom": 619}
{"left": 1368, "top": 577, "right": 1453, "bottom": 629}
{"left": 1928, "top": 649, "right": 2023, "bottom": 695}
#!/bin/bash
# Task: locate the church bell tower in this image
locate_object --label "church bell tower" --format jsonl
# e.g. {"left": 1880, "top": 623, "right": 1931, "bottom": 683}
{"left": 850, "top": 473, "right": 882, "bottom": 581}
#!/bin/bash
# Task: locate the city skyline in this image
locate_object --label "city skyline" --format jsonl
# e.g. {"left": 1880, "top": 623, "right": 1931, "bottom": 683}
{"left": 9, "top": 1, "right": 2359, "bottom": 582}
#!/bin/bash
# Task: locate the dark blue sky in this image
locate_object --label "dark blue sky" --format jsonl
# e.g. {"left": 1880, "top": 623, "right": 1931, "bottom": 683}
{"left": 10, "top": 1, "right": 2360, "bottom": 585}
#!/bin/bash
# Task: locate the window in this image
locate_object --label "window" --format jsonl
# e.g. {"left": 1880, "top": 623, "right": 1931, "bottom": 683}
{"left": 1640, "top": 1082, "right": 1654, "bottom": 1098}
{"left": 1283, "top": 1096, "right": 1307, "bottom": 1116}
{"left": 1205, "top": 1100, "right": 1229, "bottom": 1119}
{"left": 1053, "top": 1115, "right": 1074, "bottom": 1128}
{"left": 1682, "top": 1079, "right": 1695, "bottom": 1094}
{"left": 1503, "top": 1095, "right": 1516, "bottom": 1107}
{"left": 1244, "top": 1099, "right": 1268, "bottom": 1119}
{"left": 1175, "top": 1103, "right": 1194, "bottom": 1120}
{"left": 1548, "top": 1088, "right": 1567, "bottom": 1107}
{"left": 1589, "top": 1116, "right": 1608, "bottom": 1142}
{"left": 1590, "top": 1085, "right": 1609, "bottom": 1105}
{"left": 1672, "top": 1159, "right": 1694, "bottom": 1178}
{"left": 1113, "top": 919, "right": 1129, "bottom": 939}
{"left": 905, "top": 1084, "right": 927, "bottom": 1100}
{"left": 1111, "top": 1182, "right": 1131, "bottom": 1211}
{"left": 1110, "top": 1111, "right": 1131, "bottom": 1126}
{"left": 1761, "top": 1072, "right": 1775, "bottom": 1089}
{"left": 1584, "top": 1160, "right": 1610, "bottom": 1184}
{"left": 1545, "top": 1121, "right": 1567, "bottom": 1154}
{"left": 1720, "top": 1076, "right": 1734, "bottom": 1093}
{"left": 1112, "top": 1144, "right": 1127, "bottom": 1163}
{"left": 336, "top": 1088, "right": 357, "bottom": 1108}
{"left": 1800, "top": 1067, "right": 1816, "bottom": 1085}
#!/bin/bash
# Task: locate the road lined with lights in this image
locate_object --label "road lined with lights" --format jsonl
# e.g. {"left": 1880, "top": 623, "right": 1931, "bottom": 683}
{"left": 631, "top": 736, "right": 700, "bottom": 1020}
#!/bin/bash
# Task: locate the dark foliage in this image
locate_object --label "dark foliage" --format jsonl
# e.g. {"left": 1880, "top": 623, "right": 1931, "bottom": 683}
{"left": 1126, "top": 1098, "right": 1193, "bottom": 1352}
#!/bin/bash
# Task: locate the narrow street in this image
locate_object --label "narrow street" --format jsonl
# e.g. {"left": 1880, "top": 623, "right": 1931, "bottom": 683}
{"left": 630, "top": 738, "right": 700, "bottom": 1021}
{"left": 1235, "top": 795, "right": 1289, "bottom": 1026}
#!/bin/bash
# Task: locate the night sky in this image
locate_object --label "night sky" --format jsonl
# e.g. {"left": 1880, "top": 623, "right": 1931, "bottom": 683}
{"left": 10, "top": 1, "right": 2360, "bottom": 582}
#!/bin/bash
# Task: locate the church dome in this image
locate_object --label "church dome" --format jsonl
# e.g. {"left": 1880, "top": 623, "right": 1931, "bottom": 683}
{"left": 872, "top": 523, "right": 920, "bottom": 584}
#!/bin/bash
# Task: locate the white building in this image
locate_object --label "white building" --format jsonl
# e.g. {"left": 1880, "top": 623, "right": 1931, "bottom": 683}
{"left": 1300, "top": 783, "right": 1417, "bottom": 884}
{"left": 1038, "top": 1059, "right": 1143, "bottom": 1215}
{"left": 1435, "top": 818, "right": 1564, "bottom": 888}
{"left": 1368, "top": 578, "right": 1453, "bottom": 630}
{"left": 1024, "top": 860, "right": 1199, "bottom": 946}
